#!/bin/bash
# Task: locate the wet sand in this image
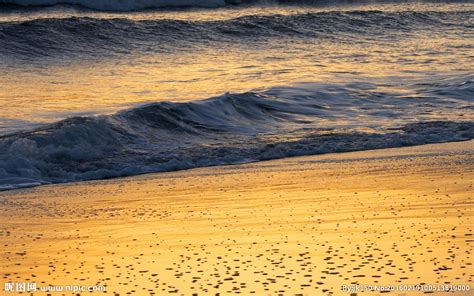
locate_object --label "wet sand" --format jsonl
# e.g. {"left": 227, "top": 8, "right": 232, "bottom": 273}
{"left": 0, "top": 141, "right": 473, "bottom": 295}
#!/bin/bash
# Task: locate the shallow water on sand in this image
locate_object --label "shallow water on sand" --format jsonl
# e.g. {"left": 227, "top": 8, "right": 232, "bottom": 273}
{"left": 0, "top": 141, "right": 472, "bottom": 295}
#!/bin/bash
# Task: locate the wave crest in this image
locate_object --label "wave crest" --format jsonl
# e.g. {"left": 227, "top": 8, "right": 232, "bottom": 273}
{"left": 1, "top": 81, "right": 473, "bottom": 191}
{"left": 2, "top": 9, "right": 470, "bottom": 60}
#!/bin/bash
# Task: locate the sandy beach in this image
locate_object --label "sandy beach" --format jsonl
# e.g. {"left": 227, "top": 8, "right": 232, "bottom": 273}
{"left": 0, "top": 141, "right": 472, "bottom": 296}
{"left": 1, "top": 1, "right": 473, "bottom": 295}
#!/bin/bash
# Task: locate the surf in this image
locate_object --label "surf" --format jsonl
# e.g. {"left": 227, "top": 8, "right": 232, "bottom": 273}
{"left": 1, "top": 9, "right": 471, "bottom": 60}
{"left": 0, "top": 80, "right": 473, "bottom": 191}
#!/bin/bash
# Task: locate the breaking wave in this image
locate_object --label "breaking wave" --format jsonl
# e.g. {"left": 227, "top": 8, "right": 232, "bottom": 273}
{"left": 1, "top": 79, "right": 473, "bottom": 190}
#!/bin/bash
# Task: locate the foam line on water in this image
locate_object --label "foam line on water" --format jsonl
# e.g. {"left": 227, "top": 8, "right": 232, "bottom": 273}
{"left": 1, "top": 81, "right": 473, "bottom": 191}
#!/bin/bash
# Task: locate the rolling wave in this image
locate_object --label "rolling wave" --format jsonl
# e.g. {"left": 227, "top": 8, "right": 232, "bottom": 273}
{"left": 0, "top": 9, "right": 470, "bottom": 59}
{"left": 1, "top": 79, "right": 473, "bottom": 190}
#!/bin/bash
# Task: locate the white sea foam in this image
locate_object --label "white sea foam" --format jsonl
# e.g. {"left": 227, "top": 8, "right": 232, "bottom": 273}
{"left": 0, "top": 81, "right": 472, "bottom": 191}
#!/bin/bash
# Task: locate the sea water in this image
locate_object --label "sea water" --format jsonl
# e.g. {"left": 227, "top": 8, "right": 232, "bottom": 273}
{"left": 0, "top": 0, "right": 473, "bottom": 190}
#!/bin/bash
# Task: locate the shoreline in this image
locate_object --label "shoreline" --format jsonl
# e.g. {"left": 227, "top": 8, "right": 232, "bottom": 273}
{"left": 0, "top": 140, "right": 473, "bottom": 295}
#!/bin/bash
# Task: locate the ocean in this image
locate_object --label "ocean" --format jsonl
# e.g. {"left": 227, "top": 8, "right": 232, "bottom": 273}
{"left": 0, "top": 0, "right": 473, "bottom": 190}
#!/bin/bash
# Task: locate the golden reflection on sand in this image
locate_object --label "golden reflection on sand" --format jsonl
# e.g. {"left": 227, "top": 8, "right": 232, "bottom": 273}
{"left": 0, "top": 141, "right": 472, "bottom": 295}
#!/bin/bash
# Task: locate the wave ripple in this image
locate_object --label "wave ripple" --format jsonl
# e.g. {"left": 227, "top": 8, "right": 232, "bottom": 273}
{"left": 1, "top": 9, "right": 471, "bottom": 59}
